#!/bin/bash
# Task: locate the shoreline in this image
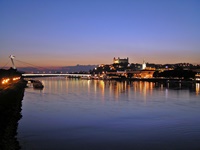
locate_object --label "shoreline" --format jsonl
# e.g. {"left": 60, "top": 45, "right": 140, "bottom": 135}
{"left": 85, "top": 76, "right": 200, "bottom": 83}
{"left": 0, "top": 80, "right": 27, "bottom": 150}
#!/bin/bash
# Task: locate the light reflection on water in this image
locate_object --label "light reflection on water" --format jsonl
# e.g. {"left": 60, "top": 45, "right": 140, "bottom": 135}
{"left": 18, "top": 78, "right": 200, "bottom": 150}
{"left": 196, "top": 83, "right": 200, "bottom": 95}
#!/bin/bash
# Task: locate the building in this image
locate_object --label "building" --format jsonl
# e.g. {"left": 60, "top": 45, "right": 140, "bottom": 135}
{"left": 142, "top": 60, "right": 146, "bottom": 70}
{"left": 113, "top": 57, "right": 129, "bottom": 70}
{"left": 127, "top": 70, "right": 155, "bottom": 78}
{"left": 195, "top": 72, "right": 200, "bottom": 81}
{"left": 113, "top": 57, "right": 129, "bottom": 64}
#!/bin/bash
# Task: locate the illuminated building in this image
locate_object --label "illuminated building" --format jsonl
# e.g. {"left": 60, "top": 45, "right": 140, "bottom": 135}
{"left": 142, "top": 60, "right": 146, "bottom": 70}
{"left": 196, "top": 73, "right": 200, "bottom": 81}
{"left": 113, "top": 57, "right": 129, "bottom": 70}
{"left": 127, "top": 70, "right": 155, "bottom": 78}
{"left": 113, "top": 57, "right": 129, "bottom": 64}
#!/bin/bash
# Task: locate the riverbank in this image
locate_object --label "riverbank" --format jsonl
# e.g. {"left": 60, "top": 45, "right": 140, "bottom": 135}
{"left": 0, "top": 79, "right": 27, "bottom": 150}
{"left": 107, "top": 77, "right": 199, "bottom": 83}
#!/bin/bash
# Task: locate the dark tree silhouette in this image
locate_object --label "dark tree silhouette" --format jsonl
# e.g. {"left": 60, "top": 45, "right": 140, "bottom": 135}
{"left": 154, "top": 69, "right": 195, "bottom": 79}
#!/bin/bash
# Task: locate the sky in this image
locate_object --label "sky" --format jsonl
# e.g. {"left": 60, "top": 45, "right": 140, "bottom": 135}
{"left": 0, "top": 0, "right": 200, "bottom": 67}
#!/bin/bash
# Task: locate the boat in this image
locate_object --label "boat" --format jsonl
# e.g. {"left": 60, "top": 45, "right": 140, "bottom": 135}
{"left": 29, "top": 80, "right": 44, "bottom": 89}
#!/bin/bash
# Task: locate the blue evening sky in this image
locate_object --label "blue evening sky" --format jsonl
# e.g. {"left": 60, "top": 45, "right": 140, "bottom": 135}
{"left": 0, "top": 0, "right": 200, "bottom": 67}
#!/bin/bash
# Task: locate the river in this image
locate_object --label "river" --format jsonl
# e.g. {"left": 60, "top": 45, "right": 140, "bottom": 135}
{"left": 17, "top": 78, "right": 200, "bottom": 150}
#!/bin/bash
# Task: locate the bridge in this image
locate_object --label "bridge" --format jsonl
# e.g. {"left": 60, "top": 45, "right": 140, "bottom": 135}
{"left": 5, "top": 55, "right": 91, "bottom": 78}
{"left": 22, "top": 73, "right": 91, "bottom": 78}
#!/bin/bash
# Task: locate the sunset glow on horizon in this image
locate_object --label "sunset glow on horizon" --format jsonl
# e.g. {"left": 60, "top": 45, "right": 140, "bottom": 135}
{"left": 1, "top": 0, "right": 200, "bottom": 67}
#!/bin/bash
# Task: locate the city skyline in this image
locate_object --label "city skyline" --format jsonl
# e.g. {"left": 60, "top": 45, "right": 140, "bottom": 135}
{"left": 1, "top": 0, "right": 200, "bottom": 67}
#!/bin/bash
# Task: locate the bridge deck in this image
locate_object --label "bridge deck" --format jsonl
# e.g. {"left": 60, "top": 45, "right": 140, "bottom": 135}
{"left": 22, "top": 74, "right": 91, "bottom": 77}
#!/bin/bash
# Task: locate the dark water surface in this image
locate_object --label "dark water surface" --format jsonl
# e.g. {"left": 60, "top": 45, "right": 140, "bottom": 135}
{"left": 18, "top": 78, "right": 200, "bottom": 150}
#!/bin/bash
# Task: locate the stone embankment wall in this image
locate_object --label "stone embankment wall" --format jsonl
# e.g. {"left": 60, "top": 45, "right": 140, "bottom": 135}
{"left": 0, "top": 80, "right": 27, "bottom": 150}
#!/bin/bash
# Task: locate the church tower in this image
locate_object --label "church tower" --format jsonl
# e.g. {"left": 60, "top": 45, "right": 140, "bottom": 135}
{"left": 142, "top": 60, "right": 146, "bottom": 70}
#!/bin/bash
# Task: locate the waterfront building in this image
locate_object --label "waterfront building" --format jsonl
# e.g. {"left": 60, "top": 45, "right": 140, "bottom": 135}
{"left": 195, "top": 72, "right": 200, "bottom": 81}
{"left": 126, "top": 70, "right": 155, "bottom": 78}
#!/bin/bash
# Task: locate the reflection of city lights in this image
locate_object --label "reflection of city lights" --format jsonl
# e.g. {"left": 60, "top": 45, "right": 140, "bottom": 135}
{"left": 165, "top": 89, "right": 168, "bottom": 99}
{"left": 196, "top": 83, "right": 200, "bottom": 95}
{"left": 161, "top": 84, "right": 163, "bottom": 90}
{"left": 37, "top": 79, "right": 200, "bottom": 104}
{"left": 99, "top": 81, "right": 105, "bottom": 97}
{"left": 87, "top": 80, "right": 90, "bottom": 92}
{"left": 132, "top": 81, "right": 156, "bottom": 101}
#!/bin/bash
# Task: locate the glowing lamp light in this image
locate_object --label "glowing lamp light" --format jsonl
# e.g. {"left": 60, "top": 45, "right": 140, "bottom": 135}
{"left": 2, "top": 78, "right": 10, "bottom": 84}
{"left": 13, "top": 77, "right": 20, "bottom": 81}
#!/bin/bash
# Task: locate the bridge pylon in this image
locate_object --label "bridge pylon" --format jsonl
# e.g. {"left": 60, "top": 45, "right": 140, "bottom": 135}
{"left": 9, "top": 55, "right": 16, "bottom": 69}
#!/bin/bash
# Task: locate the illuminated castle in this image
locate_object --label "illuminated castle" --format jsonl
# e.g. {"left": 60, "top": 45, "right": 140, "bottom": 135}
{"left": 113, "top": 57, "right": 129, "bottom": 64}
